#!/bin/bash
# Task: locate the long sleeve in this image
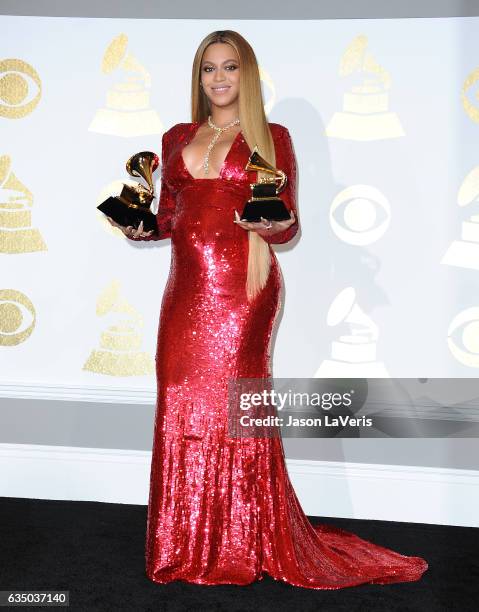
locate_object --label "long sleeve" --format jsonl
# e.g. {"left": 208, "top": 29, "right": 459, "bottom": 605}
{"left": 261, "top": 126, "right": 299, "bottom": 245}
{"left": 129, "top": 129, "right": 175, "bottom": 241}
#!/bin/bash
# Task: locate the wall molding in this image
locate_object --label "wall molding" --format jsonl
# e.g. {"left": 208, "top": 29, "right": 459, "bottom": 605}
{"left": 0, "top": 381, "right": 156, "bottom": 404}
{"left": 0, "top": 443, "right": 477, "bottom": 527}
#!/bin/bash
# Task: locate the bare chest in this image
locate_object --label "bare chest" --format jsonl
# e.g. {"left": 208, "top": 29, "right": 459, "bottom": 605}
{"left": 181, "top": 128, "right": 242, "bottom": 179}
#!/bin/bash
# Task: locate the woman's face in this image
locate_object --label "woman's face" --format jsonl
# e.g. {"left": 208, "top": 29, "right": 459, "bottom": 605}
{"left": 200, "top": 42, "right": 240, "bottom": 110}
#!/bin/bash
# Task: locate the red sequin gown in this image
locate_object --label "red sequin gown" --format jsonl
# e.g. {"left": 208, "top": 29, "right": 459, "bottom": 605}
{"left": 133, "top": 121, "right": 429, "bottom": 589}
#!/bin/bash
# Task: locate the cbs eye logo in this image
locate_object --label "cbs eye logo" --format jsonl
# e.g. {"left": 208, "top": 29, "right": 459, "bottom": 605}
{"left": 329, "top": 184, "right": 391, "bottom": 245}
{"left": 461, "top": 65, "right": 479, "bottom": 124}
{"left": 447, "top": 307, "right": 479, "bottom": 368}
{"left": 0, "top": 289, "right": 36, "bottom": 346}
{"left": 0, "top": 58, "right": 42, "bottom": 119}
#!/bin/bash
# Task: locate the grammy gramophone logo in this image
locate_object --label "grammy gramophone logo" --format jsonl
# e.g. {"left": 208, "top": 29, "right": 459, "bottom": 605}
{"left": 88, "top": 33, "right": 163, "bottom": 137}
{"left": 326, "top": 35, "right": 404, "bottom": 141}
{"left": 314, "top": 287, "right": 389, "bottom": 377}
{"left": 82, "top": 279, "right": 155, "bottom": 376}
{"left": 0, "top": 155, "right": 47, "bottom": 254}
{"left": 441, "top": 165, "right": 479, "bottom": 270}
{"left": 258, "top": 65, "right": 276, "bottom": 115}
{"left": 0, "top": 58, "right": 42, "bottom": 119}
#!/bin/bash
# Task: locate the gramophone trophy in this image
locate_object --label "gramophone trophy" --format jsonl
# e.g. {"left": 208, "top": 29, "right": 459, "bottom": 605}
{"left": 97, "top": 151, "right": 159, "bottom": 234}
{"left": 241, "top": 146, "right": 291, "bottom": 222}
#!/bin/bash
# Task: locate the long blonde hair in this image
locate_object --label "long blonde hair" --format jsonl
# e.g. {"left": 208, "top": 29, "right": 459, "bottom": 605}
{"left": 191, "top": 30, "right": 276, "bottom": 302}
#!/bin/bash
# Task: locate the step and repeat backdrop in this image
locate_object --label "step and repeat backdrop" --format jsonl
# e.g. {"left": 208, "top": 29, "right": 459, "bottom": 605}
{"left": 1, "top": 15, "right": 479, "bottom": 393}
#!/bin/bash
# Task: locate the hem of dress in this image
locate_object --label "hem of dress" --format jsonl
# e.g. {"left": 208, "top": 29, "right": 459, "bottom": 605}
{"left": 145, "top": 571, "right": 265, "bottom": 587}
{"left": 145, "top": 566, "right": 427, "bottom": 590}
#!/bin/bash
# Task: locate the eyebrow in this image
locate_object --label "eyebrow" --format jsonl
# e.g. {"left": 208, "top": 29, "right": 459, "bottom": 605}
{"left": 201, "top": 59, "right": 238, "bottom": 65}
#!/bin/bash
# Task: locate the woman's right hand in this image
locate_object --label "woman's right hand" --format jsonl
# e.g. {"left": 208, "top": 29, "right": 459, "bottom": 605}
{"left": 105, "top": 217, "right": 155, "bottom": 239}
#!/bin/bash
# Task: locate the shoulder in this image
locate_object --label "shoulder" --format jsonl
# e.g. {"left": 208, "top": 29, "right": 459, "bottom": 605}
{"left": 163, "top": 122, "right": 192, "bottom": 142}
{"left": 268, "top": 122, "right": 291, "bottom": 139}
{"left": 268, "top": 123, "right": 294, "bottom": 156}
{"left": 268, "top": 123, "right": 293, "bottom": 151}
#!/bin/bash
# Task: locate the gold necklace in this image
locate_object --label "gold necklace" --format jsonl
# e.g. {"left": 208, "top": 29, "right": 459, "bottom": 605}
{"left": 204, "top": 115, "right": 240, "bottom": 176}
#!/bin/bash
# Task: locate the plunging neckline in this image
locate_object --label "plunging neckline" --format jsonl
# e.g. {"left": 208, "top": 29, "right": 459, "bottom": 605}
{"left": 180, "top": 121, "right": 243, "bottom": 181}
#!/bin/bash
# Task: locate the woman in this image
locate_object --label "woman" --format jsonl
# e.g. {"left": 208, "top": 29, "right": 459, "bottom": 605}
{"left": 107, "top": 30, "right": 428, "bottom": 589}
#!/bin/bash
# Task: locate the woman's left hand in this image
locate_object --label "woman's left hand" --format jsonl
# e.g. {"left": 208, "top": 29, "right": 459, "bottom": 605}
{"left": 234, "top": 209, "right": 296, "bottom": 237}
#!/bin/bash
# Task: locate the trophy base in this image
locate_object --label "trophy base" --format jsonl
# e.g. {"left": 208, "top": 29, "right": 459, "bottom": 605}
{"left": 240, "top": 199, "right": 291, "bottom": 222}
{"left": 97, "top": 196, "right": 158, "bottom": 234}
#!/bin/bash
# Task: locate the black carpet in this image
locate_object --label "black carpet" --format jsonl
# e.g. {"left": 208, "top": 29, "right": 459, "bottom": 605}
{"left": 0, "top": 496, "right": 476, "bottom": 611}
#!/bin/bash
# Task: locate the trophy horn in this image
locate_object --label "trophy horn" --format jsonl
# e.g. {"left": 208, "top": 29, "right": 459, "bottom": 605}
{"left": 244, "top": 146, "right": 287, "bottom": 193}
{"left": 97, "top": 149, "right": 161, "bottom": 234}
{"left": 126, "top": 151, "right": 159, "bottom": 194}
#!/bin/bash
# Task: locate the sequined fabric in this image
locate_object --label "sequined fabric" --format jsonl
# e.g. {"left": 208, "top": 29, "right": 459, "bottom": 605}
{"left": 137, "top": 122, "right": 428, "bottom": 589}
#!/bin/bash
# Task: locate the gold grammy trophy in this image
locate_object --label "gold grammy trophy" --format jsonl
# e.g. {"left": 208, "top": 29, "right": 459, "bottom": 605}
{"left": 241, "top": 146, "right": 291, "bottom": 222}
{"left": 97, "top": 151, "right": 159, "bottom": 234}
